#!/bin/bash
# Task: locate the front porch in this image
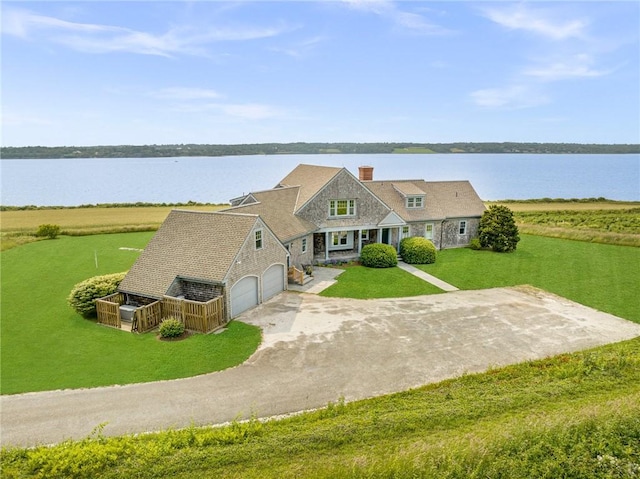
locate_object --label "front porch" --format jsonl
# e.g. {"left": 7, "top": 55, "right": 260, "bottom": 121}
{"left": 313, "top": 226, "right": 405, "bottom": 264}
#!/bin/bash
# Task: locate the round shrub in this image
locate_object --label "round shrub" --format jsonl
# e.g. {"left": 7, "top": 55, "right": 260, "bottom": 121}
{"left": 159, "top": 317, "right": 185, "bottom": 338}
{"left": 36, "top": 224, "right": 61, "bottom": 239}
{"left": 399, "top": 237, "right": 437, "bottom": 264}
{"left": 67, "top": 272, "right": 127, "bottom": 318}
{"left": 360, "top": 243, "right": 398, "bottom": 268}
{"left": 469, "top": 238, "right": 482, "bottom": 250}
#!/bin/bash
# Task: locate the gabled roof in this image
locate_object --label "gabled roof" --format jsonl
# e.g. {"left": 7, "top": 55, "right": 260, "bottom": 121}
{"left": 366, "top": 180, "right": 485, "bottom": 222}
{"left": 276, "top": 164, "right": 343, "bottom": 211}
{"left": 118, "top": 210, "right": 260, "bottom": 299}
{"left": 221, "top": 186, "right": 317, "bottom": 242}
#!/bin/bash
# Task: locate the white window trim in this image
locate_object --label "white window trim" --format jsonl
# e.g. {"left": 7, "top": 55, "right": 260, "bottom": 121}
{"left": 406, "top": 196, "right": 424, "bottom": 209}
{"left": 329, "top": 231, "right": 354, "bottom": 251}
{"left": 401, "top": 226, "right": 410, "bottom": 239}
{"left": 255, "top": 229, "right": 263, "bottom": 250}
{"left": 301, "top": 238, "right": 307, "bottom": 253}
{"left": 458, "top": 221, "right": 467, "bottom": 236}
{"left": 361, "top": 229, "right": 369, "bottom": 241}
{"left": 329, "top": 199, "right": 356, "bottom": 218}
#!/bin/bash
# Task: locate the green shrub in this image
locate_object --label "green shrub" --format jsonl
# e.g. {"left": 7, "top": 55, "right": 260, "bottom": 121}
{"left": 35, "top": 224, "right": 61, "bottom": 239}
{"left": 399, "top": 237, "right": 437, "bottom": 264}
{"left": 360, "top": 243, "right": 398, "bottom": 268}
{"left": 469, "top": 238, "right": 482, "bottom": 250}
{"left": 67, "top": 272, "right": 127, "bottom": 318}
{"left": 479, "top": 205, "right": 520, "bottom": 252}
{"left": 159, "top": 317, "right": 185, "bottom": 338}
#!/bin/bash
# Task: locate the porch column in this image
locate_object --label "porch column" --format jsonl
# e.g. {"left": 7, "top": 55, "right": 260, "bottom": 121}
{"left": 378, "top": 228, "right": 382, "bottom": 244}
{"left": 325, "top": 231, "right": 330, "bottom": 261}
{"left": 358, "top": 228, "right": 362, "bottom": 254}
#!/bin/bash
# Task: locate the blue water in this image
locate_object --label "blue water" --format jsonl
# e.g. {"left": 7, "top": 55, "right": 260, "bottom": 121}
{"left": 1, "top": 154, "right": 638, "bottom": 206}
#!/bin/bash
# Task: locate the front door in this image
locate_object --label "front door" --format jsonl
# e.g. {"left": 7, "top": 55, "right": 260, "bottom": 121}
{"left": 382, "top": 228, "right": 390, "bottom": 244}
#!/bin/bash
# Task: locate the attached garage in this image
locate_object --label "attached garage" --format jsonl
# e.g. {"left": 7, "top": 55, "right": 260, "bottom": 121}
{"left": 230, "top": 276, "right": 259, "bottom": 318}
{"left": 262, "top": 264, "right": 285, "bottom": 302}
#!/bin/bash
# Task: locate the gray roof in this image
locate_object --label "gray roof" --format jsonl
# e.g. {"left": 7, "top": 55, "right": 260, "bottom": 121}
{"left": 221, "top": 186, "right": 317, "bottom": 242}
{"left": 366, "top": 180, "right": 486, "bottom": 222}
{"left": 276, "top": 164, "right": 343, "bottom": 211}
{"left": 118, "top": 210, "right": 259, "bottom": 298}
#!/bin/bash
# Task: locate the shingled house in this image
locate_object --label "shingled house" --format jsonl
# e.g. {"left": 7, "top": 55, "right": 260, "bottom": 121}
{"left": 226, "top": 164, "right": 486, "bottom": 267}
{"left": 98, "top": 163, "right": 485, "bottom": 331}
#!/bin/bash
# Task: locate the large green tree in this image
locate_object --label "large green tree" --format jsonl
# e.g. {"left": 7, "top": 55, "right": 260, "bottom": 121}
{"left": 479, "top": 205, "right": 520, "bottom": 252}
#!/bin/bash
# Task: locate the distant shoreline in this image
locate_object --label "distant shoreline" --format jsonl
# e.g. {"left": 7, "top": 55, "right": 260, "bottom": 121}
{"left": 2, "top": 142, "right": 639, "bottom": 159}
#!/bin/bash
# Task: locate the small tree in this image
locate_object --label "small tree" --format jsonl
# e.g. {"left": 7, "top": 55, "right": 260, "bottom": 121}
{"left": 478, "top": 205, "right": 520, "bottom": 252}
{"left": 36, "top": 224, "right": 61, "bottom": 239}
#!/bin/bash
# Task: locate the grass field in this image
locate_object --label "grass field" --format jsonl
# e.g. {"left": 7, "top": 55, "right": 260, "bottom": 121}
{"left": 2, "top": 338, "right": 638, "bottom": 478}
{"left": 420, "top": 234, "right": 639, "bottom": 323}
{"left": 0, "top": 233, "right": 260, "bottom": 395}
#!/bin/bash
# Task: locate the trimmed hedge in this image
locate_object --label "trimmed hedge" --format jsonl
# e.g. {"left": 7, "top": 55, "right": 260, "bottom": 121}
{"left": 360, "top": 243, "right": 398, "bottom": 268}
{"left": 67, "top": 272, "right": 127, "bottom": 318}
{"left": 399, "top": 237, "right": 437, "bottom": 264}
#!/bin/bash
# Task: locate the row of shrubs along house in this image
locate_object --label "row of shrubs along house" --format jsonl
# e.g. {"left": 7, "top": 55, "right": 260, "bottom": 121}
{"left": 99, "top": 164, "right": 486, "bottom": 332}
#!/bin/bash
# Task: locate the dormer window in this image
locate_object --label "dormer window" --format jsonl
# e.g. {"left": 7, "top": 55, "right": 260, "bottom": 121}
{"left": 407, "top": 196, "right": 424, "bottom": 209}
{"left": 329, "top": 199, "right": 356, "bottom": 217}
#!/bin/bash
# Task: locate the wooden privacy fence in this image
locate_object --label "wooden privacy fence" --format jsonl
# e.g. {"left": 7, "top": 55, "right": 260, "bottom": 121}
{"left": 132, "top": 301, "right": 162, "bottom": 333}
{"left": 96, "top": 292, "right": 123, "bottom": 329}
{"left": 162, "top": 296, "right": 225, "bottom": 333}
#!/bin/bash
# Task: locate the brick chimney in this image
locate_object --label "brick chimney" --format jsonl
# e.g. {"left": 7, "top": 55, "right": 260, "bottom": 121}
{"left": 358, "top": 165, "right": 374, "bottom": 181}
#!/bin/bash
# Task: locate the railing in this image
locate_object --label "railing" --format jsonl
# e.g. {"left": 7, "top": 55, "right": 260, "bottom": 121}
{"left": 162, "top": 295, "right": 225, "bottom": 333}
{"left": 133, "top": 301, "right": 162, "bottom": 333}
{"left": 96, "top": 292, "right": 123, "bottom": 329}
{"left": 288, "top": 266, "right": 305, "bottom": 285}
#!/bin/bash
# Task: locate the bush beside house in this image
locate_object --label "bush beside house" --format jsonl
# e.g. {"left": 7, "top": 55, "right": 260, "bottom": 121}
{"left": 479, "top": 205, "right": 520, "bottom": 252}
{"left": 68, "top": 272, "right": 127, "bottom": 318}
{"left": 360, "top": 243, "right": 398, "bottom": 268}
{"left": 399, "top": 237, "right": 437, "bottom": 264}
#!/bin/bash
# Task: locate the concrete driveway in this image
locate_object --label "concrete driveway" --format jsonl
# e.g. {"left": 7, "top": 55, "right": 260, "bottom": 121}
{"left": 2, "top": 286, "right": 639, "bottom": 447}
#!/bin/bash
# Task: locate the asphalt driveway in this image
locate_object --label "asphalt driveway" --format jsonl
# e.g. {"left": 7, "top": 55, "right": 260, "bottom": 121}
{"left": 2, "top": 286, "right": 639, "bottom": 447}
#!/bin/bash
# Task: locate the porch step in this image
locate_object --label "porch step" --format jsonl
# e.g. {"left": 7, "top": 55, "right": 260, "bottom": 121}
{"left": 301, "top": 274, "right": 314, "bottom": 285}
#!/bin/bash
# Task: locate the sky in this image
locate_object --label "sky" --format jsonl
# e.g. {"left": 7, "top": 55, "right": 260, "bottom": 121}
{"left": 2, "top": 1, "right": 639, "bottom": 147}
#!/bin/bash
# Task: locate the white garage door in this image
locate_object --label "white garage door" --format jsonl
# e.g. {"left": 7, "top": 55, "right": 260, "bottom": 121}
{"left": 263, "top": 264, "right": 285, "bottom": 302}
{"left": 230, "top": 276, "right": 258, "bottom": 317}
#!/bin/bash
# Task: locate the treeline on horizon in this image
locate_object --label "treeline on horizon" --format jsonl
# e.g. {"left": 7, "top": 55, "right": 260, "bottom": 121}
{"left": 2, "top": 142, "right": 639, "bottom": 159}
{"left": 2, "top": 197, "right": 636, "bottom": 211}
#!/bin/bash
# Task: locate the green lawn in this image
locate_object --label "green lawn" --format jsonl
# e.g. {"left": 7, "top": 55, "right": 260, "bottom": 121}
{"left": 0, "top": 233, "right": 261, "bottom": 395}
{"left": 320, "top": 265, "right": 444, "bottom": 298}
{"left": 418, "top": 234, "right": 640, "bottom": 323}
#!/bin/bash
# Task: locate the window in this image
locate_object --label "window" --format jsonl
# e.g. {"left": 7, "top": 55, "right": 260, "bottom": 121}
{"left": 459, "top": 221, "right": 467, "bottom": 235}
{"left": 425, "top": 223, "right": 434, "bottom": 240}
{"left": 361, "top": 229, "right": 369, "bottom": 240}
{"left": 255, "top": 229, "right": 263, "bottom": 250}
{"left": 329, "top": 199, "right": 355, "bottom": 217}
{"left": 332, "top": 231, "right": 349, "bottom": 246}
{"left": 402, "top": 226, "right": 410, "bottom": 239}
{"left": 301, "top": 238, "right": 307, "bottom": 253}
{"left": 407, "top": 196, "right": 424, "bottom": 209}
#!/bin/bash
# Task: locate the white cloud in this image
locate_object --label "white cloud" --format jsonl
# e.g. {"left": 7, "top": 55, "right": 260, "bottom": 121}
{"left": 150, "top": 87, "right": 222, "bottom": 101}
{"left": 482, "top": 4, "right": 588, "bottom": 40}
{"left": 524, "top": 54, "right": 610, "bottom": 81}
{"left": 342, "top": 0, "right": 452, "bottom": 35}
{"left": 1, "top": 8, "right": 290, "bottom": 57}
{"left": 471, "top": 85, "right": 549, "bottom": 109}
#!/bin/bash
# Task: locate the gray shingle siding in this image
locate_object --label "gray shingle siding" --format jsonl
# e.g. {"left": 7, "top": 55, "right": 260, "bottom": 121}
{"left": 296, "top": 169, "right": 390, "bottom": 229}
